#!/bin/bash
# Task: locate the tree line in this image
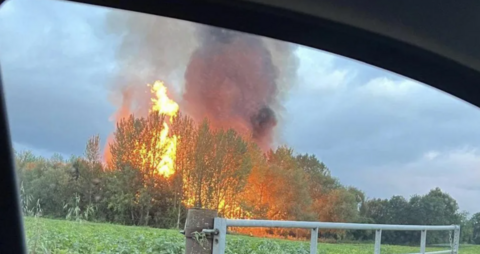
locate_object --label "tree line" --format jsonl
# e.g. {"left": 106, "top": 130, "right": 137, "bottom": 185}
{"left": 15, "top": 112, "right": 480, "bottom": 244}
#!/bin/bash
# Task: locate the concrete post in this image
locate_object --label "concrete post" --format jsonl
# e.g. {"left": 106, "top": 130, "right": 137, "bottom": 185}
{"left": 184, "top": 208, "right": 218, "bottom": 254}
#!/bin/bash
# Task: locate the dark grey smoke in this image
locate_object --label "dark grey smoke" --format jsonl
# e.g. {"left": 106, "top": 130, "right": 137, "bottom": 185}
{"left": 251, "top": 106, "right": 277, "bottom": 141}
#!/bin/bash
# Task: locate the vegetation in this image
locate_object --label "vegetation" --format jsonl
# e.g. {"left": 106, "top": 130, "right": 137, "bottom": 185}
{"left": 15, "top": 111, "right": 480, "bottom": 248}
{"left": 24, "top": 217, "right": 480, "bottom": 254}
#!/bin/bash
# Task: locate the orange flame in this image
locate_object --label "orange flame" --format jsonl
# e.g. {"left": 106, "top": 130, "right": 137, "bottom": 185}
{"left": 148, "top": 80, "right": 179, "bottom": 177}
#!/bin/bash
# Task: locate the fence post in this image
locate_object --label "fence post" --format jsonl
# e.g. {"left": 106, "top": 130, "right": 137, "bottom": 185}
{"left": 420, "top": 230, "right": 427, "bottom": 254}
{"left": 452, "top": 226, "right": 460, "bottom": 254}
{"left": 374, "top": 229, "right": 382, "bottom": 254}
{"left": 310, "top": 228, "right": 318, "bottom": 254}
{"left": 212, "top": 218, "right": 227, "bottom": 254}
{"left": 184, "top": 208, "right": 218, "bottom": 254}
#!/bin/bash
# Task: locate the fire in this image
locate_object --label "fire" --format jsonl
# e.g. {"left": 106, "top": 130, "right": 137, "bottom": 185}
{"left": 148, "top": 80, "right": 179, "bottom": 177}
{"left": 150, "top": 81, "right": 179, "bottom": 119}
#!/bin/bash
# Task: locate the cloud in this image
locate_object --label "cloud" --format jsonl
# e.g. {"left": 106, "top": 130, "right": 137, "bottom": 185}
{"left": 361, "top": 77, "right": 419, "bottom": 99}
{"left": 424, "top": 150, "right": 440, "bottom": 160}
{"left": 12, "top": 141, "right": 70, "bottom": 159}
{"left": 0, "top": 0, "right": 115, "bottom": 156}
{"left": 353, "top": 147, "right": 480, "bottom": 213}
{"left": 283, "top": 46, "right": 480, "bottom": 212}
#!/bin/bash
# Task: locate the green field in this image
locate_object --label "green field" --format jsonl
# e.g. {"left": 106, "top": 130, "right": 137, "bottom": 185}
{"left": 24, "top": 217, "right": 480, "bottom": 254}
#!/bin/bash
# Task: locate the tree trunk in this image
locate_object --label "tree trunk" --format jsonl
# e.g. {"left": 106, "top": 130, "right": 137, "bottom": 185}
{"left": 177, "top": 200, "right": 182, "bottom": 229}
{"left": 131, "top": 210, "right": 135, "bottom": 225}
{"left": 145, "top": 209, "right": 150, "bottom": 226}
{"left": 195, "top": 172, "right": 203, "bottom": 208}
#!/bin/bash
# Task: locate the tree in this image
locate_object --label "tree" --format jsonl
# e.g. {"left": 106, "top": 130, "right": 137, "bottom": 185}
{"left": 266, "top": 147, "right": 312, "bottom": 222}
{"left": 409, "top": 188, "right": 460, "bottom": 244}
{"left": 185, "top": 119, "right": 253, "bottom": 219}
{"left": 383, "top": 196, "right": 410, "bottom": 244}
{"left": 239, "top": 141, "right": 272, "bottom": 219}
{"left": 471, "top": 212, "right": 480, "bottom": 244}
{"left": 171, "top": 113, "right": 197, "bottom": 228}
{"left": 209, "top": 128, "right": 252, "bottom": 218}
{"left": 82, "top": 136, "right": 103, "bottom": 198}
{"left": 106, "top": 113, "right": 175, "bottom": 226}
{"left": 459, "top": 211, "right": 473, "bottom": 243}
{"left": 190, "top": 119, "right": 215, "bottom": 208}
{"left": 14, "top": 150, "right": 38, "bottom": 184}
{"left": 296, "top": 153, "right": 338, "bottom": 200}
{"left": 359, "top": 188, "right": 462, "bottom": 244}
{"left": 85, "top": 135, "right": 101, "bottom": 164}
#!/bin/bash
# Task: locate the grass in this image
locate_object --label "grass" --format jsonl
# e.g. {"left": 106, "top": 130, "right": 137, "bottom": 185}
{"left": 24, "top": 217, "right": 480, "bottom": 254}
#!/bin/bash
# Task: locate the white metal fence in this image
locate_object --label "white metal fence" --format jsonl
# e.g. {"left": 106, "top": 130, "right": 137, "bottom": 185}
{"left": 206, "top": 218, "right": 460, "bottom": 254}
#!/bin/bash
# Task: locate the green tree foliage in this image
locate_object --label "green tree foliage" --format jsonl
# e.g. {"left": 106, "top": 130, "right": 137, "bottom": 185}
{"left": 360, "top": 188, "right": 464, "bottom": 244}
{"left": 471, "top": 212, "right": 480, "bottom": 244}
{"left": 15, "top": 112, "right": 476, "bottom": 244}
{"left": 459, "top": 211, "right": 473, "bottom": 244}
{"left": 106, "top": 113, "right": 174, "bottom": 227}
{"left": 185, "top": 119, "right": 253, "bottom": 218}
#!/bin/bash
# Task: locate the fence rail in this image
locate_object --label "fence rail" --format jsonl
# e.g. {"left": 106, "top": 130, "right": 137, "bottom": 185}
{"left": 209, "top": 218, "right": 460, "bottom": 254}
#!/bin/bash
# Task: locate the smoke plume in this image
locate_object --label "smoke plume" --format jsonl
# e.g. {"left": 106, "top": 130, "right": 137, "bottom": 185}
{"left": 105, "top": 11, "right": 298, "bottom": 153}
{"left": 184, "top": 27, "right": 281, "bottom": 149}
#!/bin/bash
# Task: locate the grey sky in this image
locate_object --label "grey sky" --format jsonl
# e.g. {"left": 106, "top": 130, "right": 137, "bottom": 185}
{"left": 1, "top": 0, "right": 480, "bottom": 214}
